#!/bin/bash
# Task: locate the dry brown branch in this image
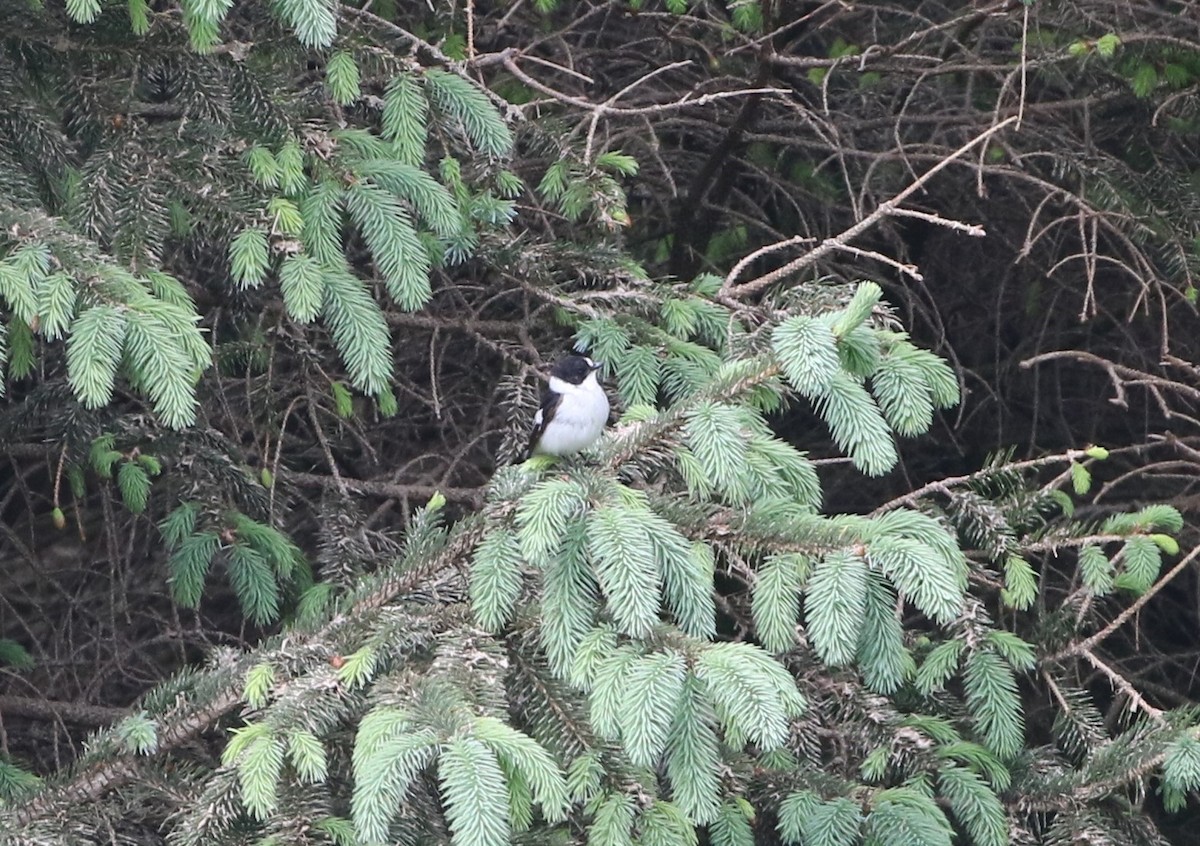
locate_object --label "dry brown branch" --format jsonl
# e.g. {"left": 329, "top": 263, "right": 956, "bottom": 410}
{"left": 1079, "top": 649, "right": 1166, "bottom": 722}
{"left": 721, "top": 116, "right": 1018, "bottom": 298}
{"left": 0, "top": 695, "right": 127, "bottom": 726}
{"left": 282, "top": 470, "right": 485, "bottom": 507}
{"left": 1049, "top": 545, "right": 1200, "bottom": 664}
{"left": 1021, "top": 350, "right": 1200, "bottom": 406}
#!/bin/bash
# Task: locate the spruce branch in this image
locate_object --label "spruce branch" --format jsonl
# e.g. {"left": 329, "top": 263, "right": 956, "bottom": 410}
{"left": 8, "top": 514, "right": 495, "bottom": 826}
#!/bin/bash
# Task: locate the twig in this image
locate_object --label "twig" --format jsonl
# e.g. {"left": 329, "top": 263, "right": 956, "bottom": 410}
{"left": 282, "top": 470, "right": 484, "bottom": 507}
{"left": 1078, "top": 649, "right": 1165, "bottom": 722}
{"left": 466, "top": 0, "right": 475, "bottom": 60}
{"left": 1047, "top": 545, "right": 1200, "bottom": 663}
{"left": 585, "top": 61, "right": 691, "bottom": 162}
{"left": 872, "top": 445, "right": 1093, "bottom": 514}
{"left": 1021, "top": 350, "right": 1200, "bottom": 405}
{"left": 722, "top": 235, "right": 815, "bottom": 289}
{"left": 307, "top": 394, "right": 349, "bottom": 498}
{"left": 885, "top": 207, "right": 986, "bottom": 236}
{"left": 0, "top": 695, "right": 127, "bottom": 726}
{"left": 519, "top": 53, "right": 595, "bottom": 85}
{"left": 722, "top": 116, "right": 1018, "bottom": 298}
{"left": 828, "top": 243, "right": 923, "bottom": 281}
{"left": 501, "top": 55, "right": 785, "bottom": 118}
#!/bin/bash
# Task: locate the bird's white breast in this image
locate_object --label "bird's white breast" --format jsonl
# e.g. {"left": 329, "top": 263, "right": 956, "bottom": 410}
{"left": 537, "top": 373, "right": 610, "bottom": 455}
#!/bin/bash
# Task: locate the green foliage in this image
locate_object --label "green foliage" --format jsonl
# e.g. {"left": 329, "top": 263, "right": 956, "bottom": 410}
{"left": 938, "top": 765, "right": 1007, "bottom": 846}
{"left": 1001, "top": 554, "right": 1037, "bottom": 610}
{"left": 772, "top": 315, "right": 840, "bottom": 397}
{"left": 157, "top": 507, "right": 303, "bottom": 624}
{"left": 116, "top": 459, "right": 153, "bottom": 513}
{"left": 589, "top": 791, "right": 636, "bottom": 846}
{"left": 424, "top": 70, "right": 514, "bottom": 158}
{"left": 770, "top": 292, "right": 958, "bottom": 479}
{"left": 269, "top": 197, "right": 304, "bottom": 235}
{"left": 227, "top": 544, "right": 281, "bottom": 625}
{"left": 469, "top": 529, "right": 524, "bottom": 632}
{"left": 287, "top": 728, "right": 328, "bottom": 784}
{"left": 864, "top": 787, "right": 952, "bottom": 846}
{"left": 856, "top": 570, "right": 911, "bottom": 693}
{"left": 345, "top": 182, "right": 432, "bottom": 310}
{"left": 1070, "top": 461, "right": 1091, "bottom": 495}
{"left": 66, "top": 306, "right": 127, "bottom": 411}
{"left": 711, "top": 801, "right": 755, "bottom": 846}
{"left": 870, "top": 509, "right": 968, "bottom": 621}
{"left": 617, "top": 651, "right": 686, "bottom": 767}
{"left": 537, "top": 154, "right": 636, "bottom": 229}
{"left": 617, "top": 345, "right": 662, "bottom": 407}
{"left": 517, "top": 477, "right": 587, "bottom": 565}
{"left": 165, "top": 530, "right": 219, "bottom": 608}
{"left": 814, "top": 371, "right": 898, "bottom": 476}
{"left": 0, "top": 639, "right": 34, "bottom": 670}
{"left": 666, "top": 676, "right": 722, "bottom": 823}
{"left": 1163, "top": 735, "right": 1200, "bottom": 812}
{"left": 116, "top": 713, "right": 159, "bottom": 755}
{"left": 586, "top": 503, "right": 663, "bottom": 638}
{"left": 326, "top": 50, "right": 361, "bottom": 105}
{"left": 1115, "top": 535, "right": 1162, "bottom": 593}
{"left": 1104, "top": 503, "right": 1183, "bottom": 534}
{"left": 320, "top": 263, "right": 394, "bottom": 396}
{"left": 805, "top": 550, "right": 868, "bottom": 666}
{"left": 639, "top": 800, "right": 697, "bottom": 846}
{"left": 695, "top": 642, "right": 806, "bottom": 749}
{"left": 279, "top": 254, "right": 324, "bottom": 322}
{"left": 796, "top": 796, "right": 861, "bottom": 846}
{"left": 351, "top": 715, "right": 438, "bottom": 843}
{"left": 244, "top": 663, "right": 275, "bottom": 709}
{"left": 274, "top": 0, "right": 337, "bottom": 47}
{"left": 777, "top": 791, "right": 819, "bottom": 844}
{"left": 473, "top": 717, "right": 569, "bottom": 821}
{"left": 963, "top": 649, "right": 1024, "bottom": 759}
{"left": 384, "top": 73, "right": 430, "bottom": 166}
{"left": 230, "top": 228, "right": 271, "bottom": 289}
{"left": 539, "top": 520, "right": 597, "bottom": 677}
{"left": 439, "top": 736, "right": 511, "bottom": 846}
{"left": 223, "top": 722, "right": 285, "bottom": 820}
{"left": 684, "top": 403, "right": 756, "bottom": 502}
{"left": 36, "top": 272, "right": 76, "bottom": 340}
{"left": 915, "top": 640, "right": 964, "bottom": 695}
{"left": 65, "top": 0, "right": 102, "bottom": 24}
{"left": 1079, "top": 544, "right": 1113, "bottom": 594}
{"left": 0, "top": 760, "right": 41, "bottom": 802}
{"left": 752, "top": 553, "right": 805, "bottom": 653}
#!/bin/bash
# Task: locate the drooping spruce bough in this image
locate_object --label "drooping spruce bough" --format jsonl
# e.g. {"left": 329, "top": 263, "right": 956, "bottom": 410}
{"left": 1, "top": 2, "right": 1199, "bottom": 846}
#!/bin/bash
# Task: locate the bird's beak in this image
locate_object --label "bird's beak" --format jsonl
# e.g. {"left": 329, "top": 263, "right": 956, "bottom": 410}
{"left": 590, "top": 361, "right": 604, "bottom": 371}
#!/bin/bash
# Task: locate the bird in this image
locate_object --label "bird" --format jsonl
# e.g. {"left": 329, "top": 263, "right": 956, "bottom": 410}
{"left": 523, "top": 355, "right": 610, "bottom": 460}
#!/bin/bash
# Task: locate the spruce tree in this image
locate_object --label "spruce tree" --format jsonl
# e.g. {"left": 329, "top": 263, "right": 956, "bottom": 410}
{"left": 2, "top": 2, "right": 1200, "bottom": 846}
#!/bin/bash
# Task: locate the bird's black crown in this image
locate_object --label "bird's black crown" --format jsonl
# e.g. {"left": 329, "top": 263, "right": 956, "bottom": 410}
{"left": 551, "top": 355, "right": 601, "bottom": 385}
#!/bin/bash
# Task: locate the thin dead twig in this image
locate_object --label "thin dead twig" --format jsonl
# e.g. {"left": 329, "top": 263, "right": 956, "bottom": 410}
{"left": 721, "top": 116, "right": 1018, "bottom": 298}
{"left": 1079, "top": 649, "right": 1166, "bottom": 722}
{"left": 1048, "top": 545, "right": 1200, "bottom": 664}
{"left": 501, "top": 54, "right": 787, "bottom": 121}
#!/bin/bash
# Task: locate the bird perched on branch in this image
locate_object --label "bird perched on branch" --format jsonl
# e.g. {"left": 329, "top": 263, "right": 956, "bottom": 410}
{"left": 523, "top": 355, "right": 610, "bottom": 460}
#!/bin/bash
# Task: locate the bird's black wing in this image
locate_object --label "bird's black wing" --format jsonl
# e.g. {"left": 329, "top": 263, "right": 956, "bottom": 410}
{"left": 521, "top": 388, "right": 562, "bottom": 460}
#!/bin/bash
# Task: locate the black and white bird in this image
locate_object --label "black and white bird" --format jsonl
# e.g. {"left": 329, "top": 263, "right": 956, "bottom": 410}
{"left": 523, "top": 355, "right": 610, "bottom": 459}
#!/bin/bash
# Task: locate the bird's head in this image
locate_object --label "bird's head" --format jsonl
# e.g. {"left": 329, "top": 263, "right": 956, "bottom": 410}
{"left": 551, "top": 355, "right": 603, "bottom": 386}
